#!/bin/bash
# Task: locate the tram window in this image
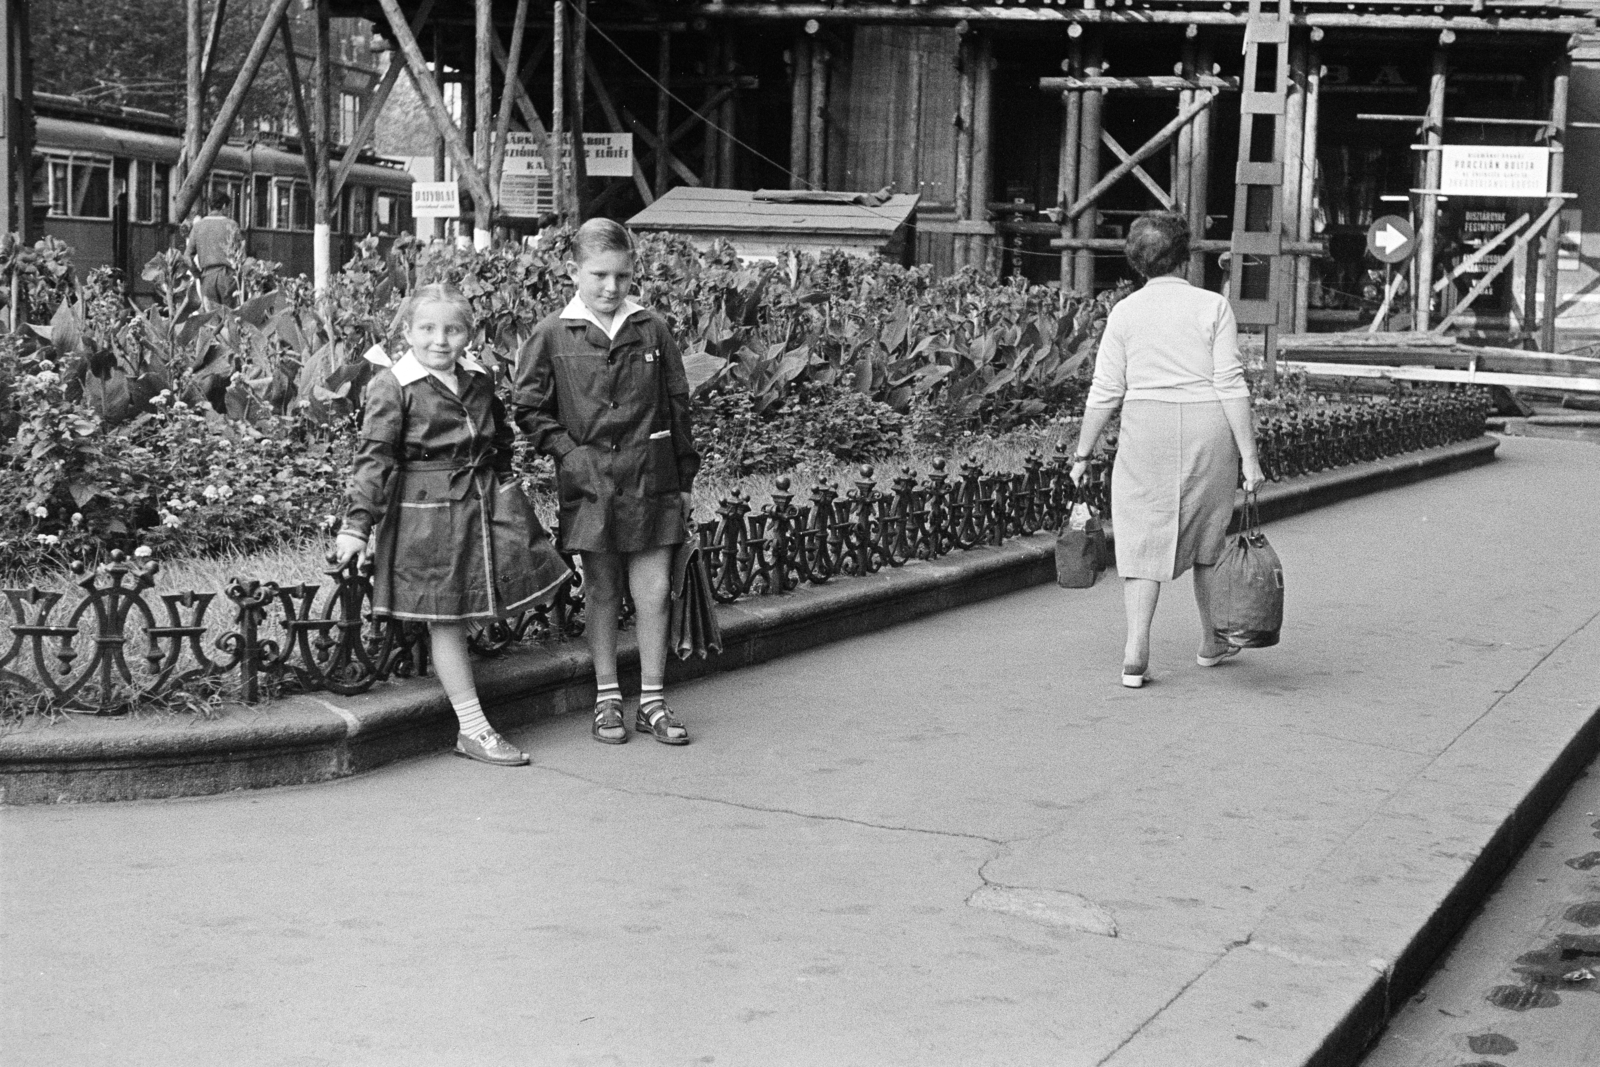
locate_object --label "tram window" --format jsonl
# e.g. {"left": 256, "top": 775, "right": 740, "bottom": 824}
{"left": 374, "top": 190, "right": 399, "bottom": 234}
{"left": 132, "top": 160, "right": 170, "bottom": 223}
{"left": 271, "top": 177, "right": 312, "bottom": 230}
{"left": 274, "top": 181, "right": 291, "bottom": 230}
{"left": 42, "top": 154, "right": 112, "bottom": 218}
{"left": 253, "top": 175, "right": 271, "bottom": 230}
{"left": 347, "top": 186, "right": 370, "bottom": 235}
{"left": 206, "top": 174, "right": 245, "bottom": 224}
{"left": 292, "top": 182, "right": 311, "bottom": 230}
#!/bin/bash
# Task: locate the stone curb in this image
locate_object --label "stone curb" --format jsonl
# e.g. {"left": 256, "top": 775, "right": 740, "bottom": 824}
{"left": 0, "top": 435, "right": 1499, "bottom": 806}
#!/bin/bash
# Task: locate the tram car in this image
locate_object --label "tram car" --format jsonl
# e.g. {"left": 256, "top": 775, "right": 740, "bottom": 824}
{"left": 34, "top": 93, "right": 413, "bottom": 293}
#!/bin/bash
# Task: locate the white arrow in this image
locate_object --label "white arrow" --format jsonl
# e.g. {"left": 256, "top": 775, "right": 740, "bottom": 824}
{"left": 1374, "top": 223, "right": 1409, "bottom": 256}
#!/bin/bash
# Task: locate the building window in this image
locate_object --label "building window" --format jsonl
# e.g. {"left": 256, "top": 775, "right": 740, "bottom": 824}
{"left": 272, "top": 177, "right": 312, "bottom": 231}
{"left": 340, "top": 92, "right": 362, "bottom": 147}
{"left": 41, "top": 153, "right": 112, "bottom": 219}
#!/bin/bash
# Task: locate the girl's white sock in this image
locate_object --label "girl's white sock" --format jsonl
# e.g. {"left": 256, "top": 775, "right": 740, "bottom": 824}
{"left": 452, "top": 695, "right": 491, "bottom": 737}
{"left": 640, "top": 683, "right": 665, "bottom": 717}
{"left": 595, "top": 681, "right": 623, "bottom": 707}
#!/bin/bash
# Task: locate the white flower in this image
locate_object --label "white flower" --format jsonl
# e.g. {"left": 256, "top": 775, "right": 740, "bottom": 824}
{"left": 69, "top": 512, "right": 83, "bottom": 527}
{"left": 215, "top": 484, "right": 234, "bottom": 500}
{"left": 32, "top": 505, "right": 47, "bottom": 518}
{"left": 133, "top": 546, "right": 153, "bottom": 559}
{"left": 250, "top": 494, "right": 267, "bottom": 506}
{"left": 202, "top": 485, "right": 220, "bottom": 501}
{"left": 34, "top": 534, "right": 59, "bottom": 545}
{"left": 161, "top": 511, "right": 182, "bottom": 527}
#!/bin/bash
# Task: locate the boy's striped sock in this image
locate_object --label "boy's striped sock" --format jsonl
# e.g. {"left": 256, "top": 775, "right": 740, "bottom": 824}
{"left": 639, "top": 683, "right": 666, "bottom": 718}
{"left": 595, "top": 681, "right": 623, "bottom": 708}
{"left": 452, "top": 695, "right": 491, "bottom": 738}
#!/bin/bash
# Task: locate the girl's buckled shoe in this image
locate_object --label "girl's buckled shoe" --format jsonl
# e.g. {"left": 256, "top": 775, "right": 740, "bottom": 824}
{"left": 592, "top": 699, "right": 627, "bottom": 744}
{"left": 455, "top": 728, "right": 529, "bottom": 766}
{"left": 635, "top": 704, "right": 689, "bottom": 745}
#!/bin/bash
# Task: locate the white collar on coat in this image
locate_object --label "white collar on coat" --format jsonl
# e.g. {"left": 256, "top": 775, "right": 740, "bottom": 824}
{"left": 560, "top": 293, "right": 646, "bottom": 340}
{"left": 390, "top": 351, "right": 488, "bottom": 386}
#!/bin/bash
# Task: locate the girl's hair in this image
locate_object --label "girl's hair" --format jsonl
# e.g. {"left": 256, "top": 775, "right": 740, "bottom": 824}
{"left": 570, "top": 218, "right": 634, "bottom": 264}
{"left": 1125, "top": 211, "right": 1190, "bottom": 278}
{"left": 393, "top": 283, "right": 474, "bottom": 333}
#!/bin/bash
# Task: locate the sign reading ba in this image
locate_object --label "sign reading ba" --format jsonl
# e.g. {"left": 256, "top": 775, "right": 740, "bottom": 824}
{"left": 1366, "top": 215, "right": 1415, "bottom": 264}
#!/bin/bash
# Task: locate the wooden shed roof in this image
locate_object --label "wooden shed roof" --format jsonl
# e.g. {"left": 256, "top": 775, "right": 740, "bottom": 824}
{"left": 629, "top": 187, "right": 919, "bottom": 237}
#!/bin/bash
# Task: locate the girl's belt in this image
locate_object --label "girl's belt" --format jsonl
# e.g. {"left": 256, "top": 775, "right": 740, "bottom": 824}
{"left": 400, "top": 452, "right": 499, "bottom": 500}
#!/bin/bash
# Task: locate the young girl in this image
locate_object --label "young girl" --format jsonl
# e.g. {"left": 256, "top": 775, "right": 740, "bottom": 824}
{"left": 334, "top": 283, "right": 571, "bottom": 766}
{"left": 513, "top": 219, "right": 699, "bottom": 746}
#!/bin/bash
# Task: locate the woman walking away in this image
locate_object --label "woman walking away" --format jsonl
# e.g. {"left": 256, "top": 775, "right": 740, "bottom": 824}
{"left": 1069, "top": 211, "right": 1266, "bottom": 688}
{"left": 333, "top": 284, "right": 571, "bottom": 765}
{"left": 513, "top": 219, "right": 701, "bottom": 746}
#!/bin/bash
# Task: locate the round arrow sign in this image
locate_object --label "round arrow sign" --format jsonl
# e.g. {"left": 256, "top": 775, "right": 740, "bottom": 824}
{"left": 1366, "top": 215, "right": 1416, "bottom": 264}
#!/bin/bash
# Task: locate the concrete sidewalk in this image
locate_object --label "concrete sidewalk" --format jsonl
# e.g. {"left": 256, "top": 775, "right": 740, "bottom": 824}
{"left": 3, "top": 435, "right": 1598, "bottom": 1067}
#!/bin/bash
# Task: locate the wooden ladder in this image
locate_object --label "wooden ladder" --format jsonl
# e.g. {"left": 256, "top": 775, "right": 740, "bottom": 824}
{"left": 1227, "top": 0, "right": 1294, "bottom": 381}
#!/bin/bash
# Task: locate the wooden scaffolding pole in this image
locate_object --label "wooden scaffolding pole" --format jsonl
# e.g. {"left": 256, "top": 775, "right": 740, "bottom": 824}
{"left": 809, "top": 40, "right": 829, "bottom": 189}
{"left": 1175, "top": 30, "right": 1195, "bottom": 211}
{"left": 719, "top": 34, "right": 737, "bottom": 186}
{"left": 551, "top": 0, "right": 567, "bottom": 219}
{"left": 184, "top": 0, "right": 203, "bottom": 192}
{"left": 1540, "top": 51, "right": 1570, "bottom": 352}
{"left": 955, "top": 35, "right": 976, "bottom": 272}
{"left": 313, "top": 0, "right": 332, "bottom": 290}
{"left": 489, "top": 0, "right": 532, "bottom": 202}
{"left": 373, "top": 0, "right": 495, "bottom": 221}
{"left": 1058, "top": 36, "right": 1082, "bottom": 288}
{"left": 200, "top": 0, "right": 228, "bottom": 88}
{"left": 473, "top": 0, "right": 494, "bottom": 247}
{"left": 1415, "top": 42, "right": 1448, "bottom": 330}
{"left": 703, "top": 37, "right": 721, "bottom": 185}
{"left": 277, "top": 17, "right": 319, "bottom": 193}
{"left": 1188, "top": 41, "right": 1213, "bottom": 284}
{"left": 971, "top": 33, "right": 994, "bottom": 273}
{"left": 1294, "top": 34, "right": 1321, "bottom": 332}
{"left": 335, "top": 0, "right": 437, "bottom": 201}
{"left": 789, "top": 37, "right": 811, "bottom": 189}
{"left": 173, "top": 0, "right": 297, "bottom": 223}
{"left": 0, "top": 0, "right": 12, "bottom": 238}
{"left": 655, "top": 29, "right": 671, "bottom": 195}
{"left": 570, "top": 0, "right": 591, "bottom": 217}
{"left": 1279, "top": 36, "right": 1307, "bottom": 332}
{"left": 1073, "top": 34, "right": 1103, "bottom": 294}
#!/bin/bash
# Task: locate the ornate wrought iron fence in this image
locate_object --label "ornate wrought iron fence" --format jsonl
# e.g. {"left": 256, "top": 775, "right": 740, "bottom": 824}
{"left": 0, "top": 391, "right": 1489, "bottom": 715}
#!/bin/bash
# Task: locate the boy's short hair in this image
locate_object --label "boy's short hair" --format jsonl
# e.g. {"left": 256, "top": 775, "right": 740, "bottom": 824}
{"left": 1125, "top": 211, "right": 1190, "bottom": 278}
{"left": 570, "top": 218, "right": 634, "bottom": 264}
{"left": 209, "top": 192, "right": 232, "bottom": 212}
{"left": 394, "top": 283, "right": 474, "bottom": 334}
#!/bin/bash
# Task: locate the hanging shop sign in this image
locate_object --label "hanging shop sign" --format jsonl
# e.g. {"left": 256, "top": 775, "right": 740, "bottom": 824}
{"left": 1439, "top": 146, "right": 1550, "bottom": 199}
{"left": 501, "top": 132, "right": 635, "bottom": 178}
{"left": 412, "top": 182, "right": 460, "bottom": 218}
{"left": 1366, "top": 215, "right": 1415, "bottom": 264}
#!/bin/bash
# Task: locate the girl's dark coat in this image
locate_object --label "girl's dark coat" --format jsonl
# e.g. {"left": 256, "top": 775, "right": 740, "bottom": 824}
{"left": 512, "top": 307, "right": 701, "bottom": 554}
{"left": 341, "top": 355, "right": 570, "bottom": 621}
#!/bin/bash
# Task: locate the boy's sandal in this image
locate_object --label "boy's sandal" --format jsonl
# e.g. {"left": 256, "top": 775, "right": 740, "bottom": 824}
{"left": 635, "top": 704, "right": 690, "bottom": 746}
{"left": 592, "top": 699, "right": 628, "bottom": 744}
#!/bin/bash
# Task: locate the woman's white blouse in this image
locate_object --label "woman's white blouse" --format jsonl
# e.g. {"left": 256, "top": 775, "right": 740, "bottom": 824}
{"left": 1084, "top": 276, "right": 1251, "bottom": 409}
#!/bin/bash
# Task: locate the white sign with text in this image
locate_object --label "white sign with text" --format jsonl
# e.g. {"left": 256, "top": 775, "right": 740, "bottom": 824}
{"left": 1439, "top": 146, "right": 1550, "bottom": 198}
{"left": 501, "top": 132, "right": 634, "bottom": 178}
{"left": 411, "top": 182, "right": 461, "bottom": 218}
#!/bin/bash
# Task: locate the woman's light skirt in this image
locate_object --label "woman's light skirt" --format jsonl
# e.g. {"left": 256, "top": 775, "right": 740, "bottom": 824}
{"left": 1111, "top": 399, "right": 1239, "bottom": 582}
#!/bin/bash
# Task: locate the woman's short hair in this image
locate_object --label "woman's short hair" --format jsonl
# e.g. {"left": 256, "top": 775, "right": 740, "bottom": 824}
{"left": 570, "top": 217, "right": 634, "bottom": 264}
{"left": 1125, "top": 212, "right": 1190, "bottom": 278}
{"left": 394, "top": 282, "right": 474, "bottom": 333}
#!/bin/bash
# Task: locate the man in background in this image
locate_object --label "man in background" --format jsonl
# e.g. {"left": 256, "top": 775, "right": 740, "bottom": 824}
{"left": 186, "top": 193, "right": 242, "bottom": 308}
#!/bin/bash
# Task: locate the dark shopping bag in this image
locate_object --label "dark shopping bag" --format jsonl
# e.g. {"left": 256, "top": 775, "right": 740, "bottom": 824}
{"left": 669, "top": 525, "right": 724, "bottom": 660}
{"left": 1055, "top": 503, "right": 1108, "bottom": 589}
{"left": 1212, "top": 492, "right": 1283, "bottom": 648}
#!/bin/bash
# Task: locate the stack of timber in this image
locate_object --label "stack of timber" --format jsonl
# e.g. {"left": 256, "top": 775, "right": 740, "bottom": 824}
{"left": 1272, "top": 332, "right": 1600, "bottom": 395}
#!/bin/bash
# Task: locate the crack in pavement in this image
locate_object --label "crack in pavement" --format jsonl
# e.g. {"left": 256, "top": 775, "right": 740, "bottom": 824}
{"left": 1092, "top": 939, "right": 1239, "bottom": 1067}
{"left": 530, "top": 761, "right": 1008, "bottom": 846}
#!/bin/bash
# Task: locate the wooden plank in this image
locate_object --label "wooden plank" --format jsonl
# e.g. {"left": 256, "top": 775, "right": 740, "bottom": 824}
{"left": 1101, "top": 130, "right": 1174, "bottom": 209}
{"left": 1064, "top": 89, "right": 1215, "bottom": 221}
{"left": 1040, "top": 75, "right": 1239, "bottom": 92}
{"left": 1435, "top": 197, "right": 1564, "bottom": 333}
{"left": 1433, "top": 213, "right": 1528, "bottom": 293}
{"left": 1283, "top": 361, "right": 1600, "bottom": 393}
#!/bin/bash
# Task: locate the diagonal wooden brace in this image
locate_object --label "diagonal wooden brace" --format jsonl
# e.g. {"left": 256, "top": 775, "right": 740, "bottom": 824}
{"left": 174, "top": 0, "right": 297, "bottom": 221}
{"left": 581, "top": 56, "right": 655, "bottom": 205}
{"left": 1063, "top": 89, "right": 1215, "bottom": 223}
{"left": 333, "top": 0, "right": 435, "bottom": 200}
{"left": 489, "top": 0, "right": 531, "bottom": 200}
{"left": 491, "top": 27, "right": 550, "bottom": 138}
{"left": 278, "top": 15, "right": 319, "bottom": 187}
{"left": 374, "top": 0, "right": 495, "bottom": 217}
{"left": 1100, "top": 130, "right": 1175, "bottom": 210}
{"left": 1432, "top": 212, "right": 1528, "bottom": 294}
